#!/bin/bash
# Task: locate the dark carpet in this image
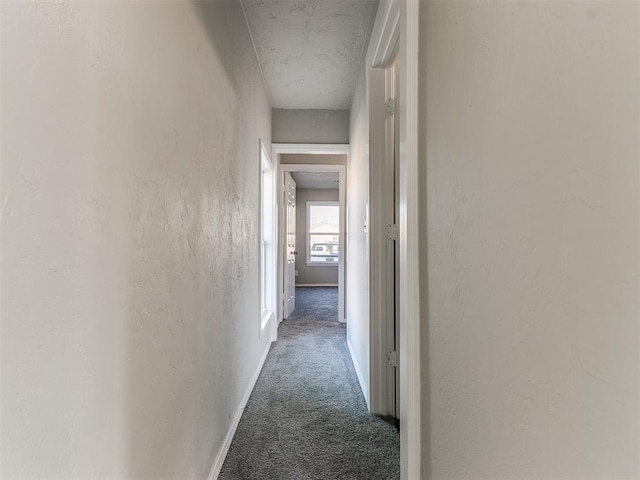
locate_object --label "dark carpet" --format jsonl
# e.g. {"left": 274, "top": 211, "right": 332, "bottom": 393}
{"left": 219, "top": 287, "right": 400, "bottom": 480}
{"left": 287, "top": 286, "right": 340, "bottom": 322}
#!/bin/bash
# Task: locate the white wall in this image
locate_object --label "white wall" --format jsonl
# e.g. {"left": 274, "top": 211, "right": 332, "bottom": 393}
{"left": 272, "top": 109, "right": 350, "bottom": 144}
{"left": 420, "top": 1, "right": 640, "bottom": 478}
{"left": 1, "top": 1, "right": 271, "bottom": 478}
{"left": 295, "top": 189, "right": 340, "bottom": 286}
{"left": 346, "top": 66, "right": 371, "bottom": 403}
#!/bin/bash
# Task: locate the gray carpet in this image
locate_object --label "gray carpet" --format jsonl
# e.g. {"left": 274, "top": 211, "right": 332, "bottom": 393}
{"left": 219, "top": 287, "right": 400, "bottom": 480}
{"left": 285, "top": 286, "right": 340, "bottom": 323}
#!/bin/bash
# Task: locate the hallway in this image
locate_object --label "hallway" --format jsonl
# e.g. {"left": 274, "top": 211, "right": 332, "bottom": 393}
{"left": 2, "top": 1, "right": 640, "bottom": 478}
{"left": 220, "top": 288, "right": 399, "bottom": 479}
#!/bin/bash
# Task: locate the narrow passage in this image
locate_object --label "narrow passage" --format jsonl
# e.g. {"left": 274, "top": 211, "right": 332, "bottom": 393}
{"left": 220, "top": 287, "right": 400, "bottom": 479}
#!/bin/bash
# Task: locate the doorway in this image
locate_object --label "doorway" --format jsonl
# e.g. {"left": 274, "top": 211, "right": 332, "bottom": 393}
{"left": 282, "top": 169, "right": 342, "bottom": 320}
{"left": 273, "top": 144, "right": 348, "bottom": 328}
{"left": 368, "top": 58, "right": 401, "bottom": 420}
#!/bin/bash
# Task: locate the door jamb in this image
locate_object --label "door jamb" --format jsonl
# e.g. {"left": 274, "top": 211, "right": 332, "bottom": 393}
{"left": 272, "top": 144, "right": 349, "bottom": 330}
{"left": 367, "top": 1, "right": 422, "bottom": 478}
{"left": 368, "top": 65, "right": 394, "bottom": 417}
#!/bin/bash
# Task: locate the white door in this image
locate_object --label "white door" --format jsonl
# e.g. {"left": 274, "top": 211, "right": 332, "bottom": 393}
{"left": 283, "top": 172, "right": 297, "bottom": 318}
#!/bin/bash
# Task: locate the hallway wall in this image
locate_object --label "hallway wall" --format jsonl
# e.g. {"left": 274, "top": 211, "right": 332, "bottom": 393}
{"left": 346, "top": 66, "right": 371, "bottom": 404}
{"left": 419, "top": 1, "right": 640, "bottom": 478}
{"left": 1, "top": 1, "right": 271, "bottom": 478}
{"left": 272, "top": 109, "right": 350, "bottom": 144}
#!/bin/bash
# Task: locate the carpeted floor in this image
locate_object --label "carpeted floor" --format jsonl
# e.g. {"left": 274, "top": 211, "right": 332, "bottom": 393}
{"left": 219, "top": 287, "right": 400, "bottom": 480}
{"left": 285, "top": 286, "right": 340, "bottom": 322}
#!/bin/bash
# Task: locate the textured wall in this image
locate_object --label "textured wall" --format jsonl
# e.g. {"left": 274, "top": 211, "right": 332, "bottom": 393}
{"left": 295, "top": 189, "right": 339, "bottom": 286}
{"left": 420, "top": 1, "right": 640, "bottom": 478}
{"left": 272, "top": 109, "right": 350, "bottom": 144}
{"left": 1, "top": 1, "right": 271, "bottom": 478}
{"left": 346, "top": 67, "right": 370, "bottom": 402}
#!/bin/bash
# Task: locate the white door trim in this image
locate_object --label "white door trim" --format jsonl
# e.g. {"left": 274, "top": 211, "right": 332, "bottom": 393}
{"left": 368, "top": 66, "right": 392, "bottom": 417}
{"left": 273, "top": 144, "right": 349, "bottom": 327}
{"left": 368, "top": 63, "right": 399, "bottom": 419}
{"left": 369, "top": 0, "right": 400, "bottom": 69}
{"left": 400, "top": 1, "right": 421, "bottom": 478}
{"left": 272, "top": 143, "right": 349, "bottom": 155}
{"left": 367, "top": 1, "right": 422, "bottom": 478}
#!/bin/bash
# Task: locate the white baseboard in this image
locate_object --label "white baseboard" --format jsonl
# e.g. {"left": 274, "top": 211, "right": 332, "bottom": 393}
{"left": 208, "top": 341, "right": 272, "bottom": 480}
{"left": 295, "top": 283, "right": 338, "bottom": 287}
{"left": 347, "top": 337, "right": 369, "bottom": 410}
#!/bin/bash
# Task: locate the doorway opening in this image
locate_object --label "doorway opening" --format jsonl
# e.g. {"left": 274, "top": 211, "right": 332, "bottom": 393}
{"left": 273, "top": 144, "right": 348, "bottom": 328}
{"left": 368, "top": 57, "right": 401, "bottom": 424}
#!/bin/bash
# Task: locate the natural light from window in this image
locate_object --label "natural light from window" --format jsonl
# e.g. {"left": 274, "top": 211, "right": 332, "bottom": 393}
{"left": 307, "top": 201, "right": 340, "bottom": 266}
{"left": 260, "top": 141, "right": 275, "bottom": 333}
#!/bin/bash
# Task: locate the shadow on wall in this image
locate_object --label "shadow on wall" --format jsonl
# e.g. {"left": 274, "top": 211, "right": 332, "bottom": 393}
{"left": 1, "top": 0, "right": 268, "bottom": 478}
{"left": 191, "top": 1, "right": 254, "bottom": 102}
{"left": 122, "top": 2, "right": 265, "bottom": 478}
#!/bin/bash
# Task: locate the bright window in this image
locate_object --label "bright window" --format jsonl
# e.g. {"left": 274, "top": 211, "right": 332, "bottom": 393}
{"left": 260, "top": 141, "right": 275, "bottom": 332}
{"left": 306, "top": 201, "right": 340, "bottom": 266}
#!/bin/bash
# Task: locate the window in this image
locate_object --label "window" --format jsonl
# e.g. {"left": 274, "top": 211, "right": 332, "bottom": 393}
{"left": 306, "top": 201, "right": 340, "bottom": 266}
{"left": 260, "top": 141, "right": 275, "bottom": 332}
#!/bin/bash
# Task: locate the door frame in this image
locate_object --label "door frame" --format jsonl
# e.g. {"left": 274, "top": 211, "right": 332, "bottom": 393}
{"left": 258, "top": 139, "right": 278, "bottom": 342}
{"left": 367, "top": 1, "right": 422, "bottom": 478}
{"left": 273, "top": 144, "right": 349, "bottom": 328}
{"left": 369, "top": 61, "right": 400, "bottom": 420}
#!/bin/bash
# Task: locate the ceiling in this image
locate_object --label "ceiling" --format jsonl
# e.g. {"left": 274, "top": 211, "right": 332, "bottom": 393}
{"left": 291, "top": 171, "right": 339, "bottom": 189}
{"left": 242, "top": 0, "right": 379, "bottom": 110}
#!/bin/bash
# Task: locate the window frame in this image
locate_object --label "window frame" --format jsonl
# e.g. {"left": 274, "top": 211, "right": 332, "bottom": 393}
{"left": 306, "top": 200, "right": 340, "bottom": 267}
{"left": 259, "top": 140, "right": 275, "bottom": 335}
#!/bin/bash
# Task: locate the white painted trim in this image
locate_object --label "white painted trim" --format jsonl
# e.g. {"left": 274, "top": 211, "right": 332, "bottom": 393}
{"left": 347, "top": 337, "right": 369, "bottom": 408}
{"left": 259, "top": 139, "right": 277, "bottom": 338}
{"left": 399, "top": 1, "right": 421, "bottom": 478}
{"left": 368, "top": 64, "right": 400, "bottom": 418}
{"left": 208, "top": 342, "right": 271, "bottom": 480}
{"left": 368, "top": 66, "right": 390, "bottom": 416}
{"left": 260, "top": 139, "right": 274, "bottom": 170}
{"left": 272, "top": 143, "right": 349, "bottom": 156}
{"left": 276, "top": 164, "right": 349, "bottom": 172}
{"left": 295, "top": 283, "right": 339, "bottom": 287}
{"left": 259, "top": 310, "right": 275, "bottom": 337}
{"left": 368, "top": 0, "right": 401, "bottom": 68}
{"left": 366, "top": 0, "right": 422, "bottom": 478}
{"left": 274, "top": 153, "right": 348, "bottom": 326}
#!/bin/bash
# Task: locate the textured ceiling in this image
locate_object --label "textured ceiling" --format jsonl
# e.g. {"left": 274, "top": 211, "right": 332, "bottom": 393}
{"left": 242, "top": 0, "right": 378, "bottom": 109}
{"left": 291, "top": 171, "right": 340, "bottom": 190}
